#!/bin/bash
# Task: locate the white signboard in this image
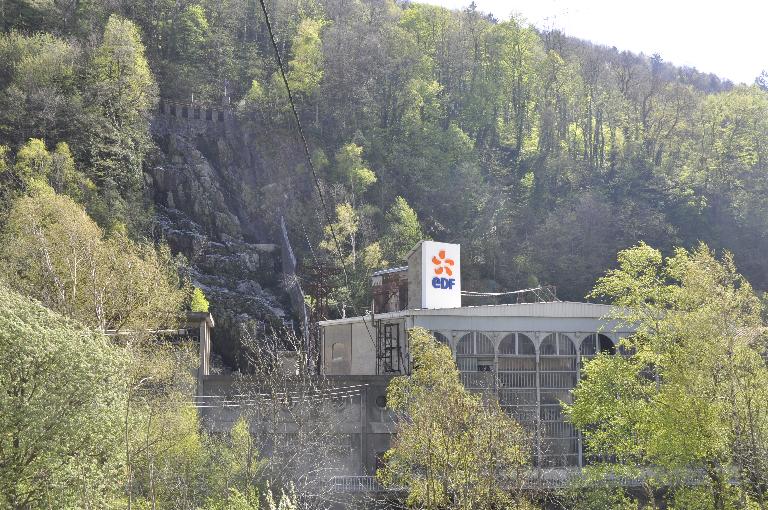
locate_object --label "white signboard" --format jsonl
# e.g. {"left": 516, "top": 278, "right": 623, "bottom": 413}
{"left": 421, "top": 241, "right": 461, "bottom": 309}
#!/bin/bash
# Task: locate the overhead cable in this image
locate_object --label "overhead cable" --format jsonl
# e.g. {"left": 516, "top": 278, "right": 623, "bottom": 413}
{"left": 256, "top": 0, "right": 377, "bottom": 349}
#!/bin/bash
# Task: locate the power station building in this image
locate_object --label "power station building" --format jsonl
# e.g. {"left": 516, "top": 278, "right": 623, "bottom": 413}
{"left": 199, "top": 241, "right": 634, "bottom": 485}
{"left": 319, "top": 242, "right": 631, "bottom": 472}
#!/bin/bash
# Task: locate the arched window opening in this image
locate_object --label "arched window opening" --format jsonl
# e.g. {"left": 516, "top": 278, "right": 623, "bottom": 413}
{"left": 519, "top": 335, "right": 536, "bottom": 355}
{"left": 539, "top": 333, "right": 578, "bottom": 467}
{"left": 539, "top": 334, "right": 576, "bottom": 381}
{"left": 498, "top": 334, "right": 515, "bottom": 354}
{"left": 540, "top": 339, "right": 555, "bottom": 355}
{"left": 431, "top": 331, "right": 449, "bottom": 346}
{"left": 456, "top": 332, "right": 494, "bottom": 388}
{"left": 498, "top": 333, "right": 536, "bottom": 366}
{"left": 457, "top": 332, "right": 494, "bottom": 355}
{"left": 476, "top": 335, "right": 494, "bottom": 355}
{"left": 580, "top": 333, "right": 616, "bottom": 356}
{"left": 497, "top": 333, "right": 537, "bottom": 428}
{"left": 456, "top": 334, "right": 472, "bottom": 355}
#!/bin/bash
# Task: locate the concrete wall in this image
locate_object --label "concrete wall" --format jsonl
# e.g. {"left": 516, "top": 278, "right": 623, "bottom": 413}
{"left": 411, "top": 314, "right": 627, "bottom": 345}
{"left": 319, "top": 312, "right": 630, "bottom": 377}
{"left": 198, "top": 373, "right": 396, "bottom": 476}
{"left": 152, "top": 100, "right": 233, "bottom": 139}
{"left": 406, "top": 244, "right": 423, "bottom": 309}
{"left": 322, "top": 319, "right": 377, "bottom": 375}
{"left": 323, "top": 323, "right": 352, "bottom": 375}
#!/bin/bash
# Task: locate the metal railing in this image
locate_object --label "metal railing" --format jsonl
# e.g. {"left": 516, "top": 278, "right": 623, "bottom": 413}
{"left": 326, "top": 476, "right": 387, "bottom": 493}
{"left": 323, "top": 469, "right": 650, "bottom": 493}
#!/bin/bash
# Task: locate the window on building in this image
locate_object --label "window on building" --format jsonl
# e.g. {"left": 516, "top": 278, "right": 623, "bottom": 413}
{"left": 539, "top": 333, "right": 576, "bottom": 386}
{"left": 456, "top": 332, "right": 494, "bottom": 389}
{"left": 456, "top": 331, "right": 494, "bottom": 355}
{"left": 540, "top": 333, "right": 576, "bottom": 356}
{"left": 498, "top": 333, "right": 537, "bottom": 427}
{"left": 331, "top": 342, "right": 346, "bottom": 361}
{"left": 539, "top": 333, "right": 578, "bottom": 467}
{"left": 430, "top": 331, "right": 449, "bottom": 346}
{"left": 498, "top": 333, "right": 536, "bottom": 386}
{"left": 498, "top": 332, "right": 536, "bottom": 355}
{"left": 580, "top": 333, "right": 616, "bottom": 357}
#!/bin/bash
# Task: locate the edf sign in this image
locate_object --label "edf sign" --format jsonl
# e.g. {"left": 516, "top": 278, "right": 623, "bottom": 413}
{"left": 421, "top": 241, "right": 461, "bottom": 309}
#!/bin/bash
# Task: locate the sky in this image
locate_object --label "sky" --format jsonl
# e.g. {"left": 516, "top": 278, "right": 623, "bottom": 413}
{"left": 420, "top": 0, "right": 767, "bottom": 85}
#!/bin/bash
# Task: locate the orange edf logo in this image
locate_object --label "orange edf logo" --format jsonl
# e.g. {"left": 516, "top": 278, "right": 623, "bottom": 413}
{"left": 432, "top": 250, "right": 455, "bottom": 277}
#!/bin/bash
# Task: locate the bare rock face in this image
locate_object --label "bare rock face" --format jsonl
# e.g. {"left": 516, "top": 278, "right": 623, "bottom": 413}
{"left": 151, "top": 134, "right": 243, "bottom": 238}
{"left": 149, "top": 109, "right": 292, "bottom": 369}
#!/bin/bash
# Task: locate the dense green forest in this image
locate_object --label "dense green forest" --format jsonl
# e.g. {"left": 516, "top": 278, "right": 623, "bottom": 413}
{"left": 2, "top": 0, "right": 768, "bottom": 318}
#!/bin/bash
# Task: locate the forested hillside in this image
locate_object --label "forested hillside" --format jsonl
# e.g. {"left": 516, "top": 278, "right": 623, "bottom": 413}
{"left": 2, "top": 0, "right": 768, "bottom": 340}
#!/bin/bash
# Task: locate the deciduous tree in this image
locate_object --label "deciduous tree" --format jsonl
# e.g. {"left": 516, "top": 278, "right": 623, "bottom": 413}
{"left": 381, "top": 195, "right": 424, "bottom": 263}
{"left": 0, "top": 183, "right": 187, "bottom": 332}
{"left": 0, "top": 285, "right": 128, "bottom": 509}
{"left": 379, "top": 327, "right": 532, "bottom": 510}
{"left": 567, "top": 243, "right": 768, "bottom": 508}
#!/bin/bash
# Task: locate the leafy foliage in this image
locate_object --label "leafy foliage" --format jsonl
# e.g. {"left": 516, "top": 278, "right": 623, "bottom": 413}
{"left": 568, "top": 243, "right": 768, "bottom": 507}
{"left": 382, "top": 196, "right": 424, "bottom": 263}
{"left": 191, "top": 286, "right": 211, "bottom": 312}
{"left": 0, "top": 183, "right": 187, "bottom": 332}
{"left": 379, "top": 328, "right": 532, "bottom": 509}
{"left": 287, "top": 18, "right": 326, "bottom": 97}
{"left": 0, "top": 285, "right": 128, "bottom": 508}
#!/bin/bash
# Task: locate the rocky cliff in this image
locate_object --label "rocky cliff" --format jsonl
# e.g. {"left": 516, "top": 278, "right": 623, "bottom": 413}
{"left": 148, "top": 102, "right": 295, "bottom": 370}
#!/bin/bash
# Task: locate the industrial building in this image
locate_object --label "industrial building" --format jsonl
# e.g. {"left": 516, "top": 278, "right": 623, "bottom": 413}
{"left": 198, "top": 240, "right": 634, "bottom": 487}
{"left": 320, "top": 242, "right": 631, "bottom": 471}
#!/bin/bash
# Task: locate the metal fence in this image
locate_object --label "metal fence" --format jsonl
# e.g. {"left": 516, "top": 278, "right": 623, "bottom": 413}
{"left": 326, "top": 476, "right": 387, "bottom": 493}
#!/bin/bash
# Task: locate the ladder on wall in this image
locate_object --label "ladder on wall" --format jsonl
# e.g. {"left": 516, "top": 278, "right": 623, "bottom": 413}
{"left": 375, "top": 321, "right": 406, "bottom": 374}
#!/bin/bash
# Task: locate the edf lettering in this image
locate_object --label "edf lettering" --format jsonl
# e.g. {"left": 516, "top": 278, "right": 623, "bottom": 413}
{"left": 432, "top": 277, "right": 456, "bottom": 290}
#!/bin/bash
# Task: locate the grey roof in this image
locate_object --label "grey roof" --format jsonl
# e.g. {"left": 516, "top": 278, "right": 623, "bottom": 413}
{"left": 371, "top": 266, "right": 408, "bottom": 277}
{"left": 318, "top": 301, "right": 617, "bottom": 326}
